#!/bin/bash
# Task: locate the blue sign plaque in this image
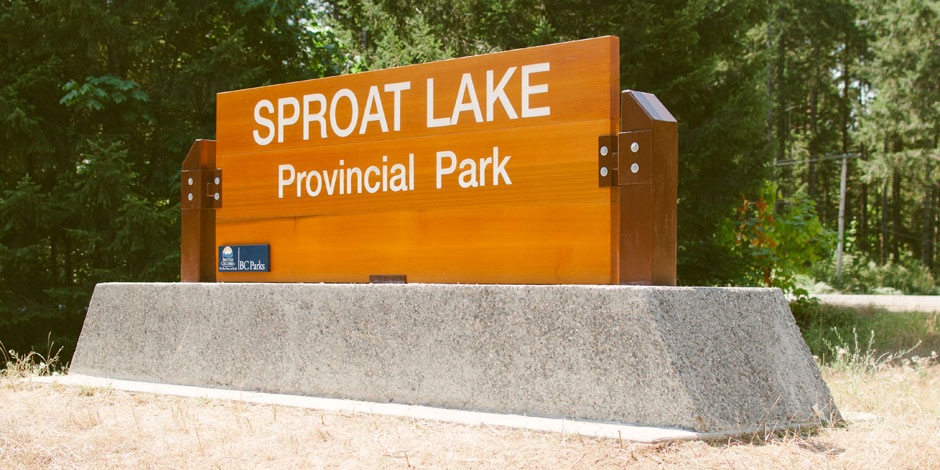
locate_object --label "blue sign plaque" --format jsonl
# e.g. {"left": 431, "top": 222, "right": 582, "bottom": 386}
{"left": 218, "top": 244, "right": 270, "bottom": 272}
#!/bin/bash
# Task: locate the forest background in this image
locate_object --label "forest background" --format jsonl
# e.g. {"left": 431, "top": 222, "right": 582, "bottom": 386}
{"left": 1, "top": 0, "right": 938, "bottom": 361}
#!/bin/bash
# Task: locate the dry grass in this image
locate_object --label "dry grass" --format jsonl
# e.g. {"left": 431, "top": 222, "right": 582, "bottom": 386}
{"left": 1, "top": 362, "right": 938, "bottom": 469}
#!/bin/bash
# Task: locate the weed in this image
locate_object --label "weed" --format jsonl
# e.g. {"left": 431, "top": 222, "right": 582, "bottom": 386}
{"left": 791, "top": 300, "right": 940, "bottom": 362}
{"left": 1, "top": 333, "right": 63, "bottom": 384}
{"left": 819, "top": 327, "right": 915, "bottom": 375}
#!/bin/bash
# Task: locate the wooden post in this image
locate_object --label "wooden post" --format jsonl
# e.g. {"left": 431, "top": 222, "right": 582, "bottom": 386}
{"left": 181, "top": 139, "right": 220, "bottom": 282}
{"left": 617, "top": 90, "right": 678, "bottom": 285}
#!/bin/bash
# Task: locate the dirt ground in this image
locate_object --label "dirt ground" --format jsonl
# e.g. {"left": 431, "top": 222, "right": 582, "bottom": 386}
{"left": 1, "top": 364, "right": 938, "bottom": 469}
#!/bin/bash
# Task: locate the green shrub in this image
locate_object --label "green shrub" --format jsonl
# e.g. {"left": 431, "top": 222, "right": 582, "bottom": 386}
{"left": 809, "top": 252, "right": 939, "bottom": 295}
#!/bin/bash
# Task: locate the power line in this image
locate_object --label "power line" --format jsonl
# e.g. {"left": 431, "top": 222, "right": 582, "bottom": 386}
{"left": 772, "top": 153, "right": 862, "bottom": 166}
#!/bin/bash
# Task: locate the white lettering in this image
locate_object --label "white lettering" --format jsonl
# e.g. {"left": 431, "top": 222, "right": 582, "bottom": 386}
{"left": 323, "top": 169, "right": 339, "bottom": 195}
{"left": 486, "top": 67, "right": 518, "bottom": 121}
{"left": 253, "top": 100, "right": 275, "bottom": 145}
{"left": 426, "top": 78, "right": 451, "bottom": 128}
{"left": 330, "top": 89, "right": 358, "bottom": 137}
{"left": 389, "top": 163, "right": 407, "bottom": 192}
{"left": 492, "top": 146, "right": 512, "bottom": 185}
{"left": 305, "top": 170, "right": 322, "bottom": 196}
{"left": 359, "top": 85, "right": 388, "bottom": 134}
{"left": 364, "top": 166, "right": 380, "bottom": 193}
{"left": 408, "top": 153, "right": 414, "bottom": 191}
{"left": 521, "top": 63, "right": 550, "bottom": 118}
{"left": 458, "top": 158, "right": 478, "bottom": 188}
{"left": 303, "top": 94, "right": 327, "bottom": 140}
{"left": 346, "top": 166, "right": 363, "bottom": 194}
{"left": 436, "top": 151, "right": 457, "bottom": 188}
{"left": 277, "top": 97, "right": 300, "bottom": 143}
{"left": 451, "top": 73, "right": 483, "bottom": 124}
{"left": 278, "top": 164, "right": 295, "bottom": 198}
{"left": 384, "top": 81, "right": 411, "bottom": 131}
{"left": 479, "top": 156, "right": 492, "bottom": 186}
{"left": 296, "top": 171, "right": 307, "bottom": 197}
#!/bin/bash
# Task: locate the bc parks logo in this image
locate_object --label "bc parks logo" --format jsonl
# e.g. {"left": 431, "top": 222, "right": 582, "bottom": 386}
{"left": 218, "top": 244, "right": 270, "bottom": 272}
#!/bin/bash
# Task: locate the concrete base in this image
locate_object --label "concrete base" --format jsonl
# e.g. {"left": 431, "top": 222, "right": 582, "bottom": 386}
{"left": 71, "top": 283, "right": 840, "bottom": 433}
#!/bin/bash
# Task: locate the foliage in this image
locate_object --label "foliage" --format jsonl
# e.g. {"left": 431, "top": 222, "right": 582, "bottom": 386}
{"left": 0, "top": 0, "right": 350, "bottom": 363}
{"left": 810, "top": 252, "right": 940, "bottom": 295}
{"left": 721, "top": 183, "right": 833, "bottom": 294}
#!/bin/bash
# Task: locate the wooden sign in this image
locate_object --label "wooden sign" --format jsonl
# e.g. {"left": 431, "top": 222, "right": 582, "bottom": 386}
{"left": 181, "top": 36, "right": 677, "bottom": 285}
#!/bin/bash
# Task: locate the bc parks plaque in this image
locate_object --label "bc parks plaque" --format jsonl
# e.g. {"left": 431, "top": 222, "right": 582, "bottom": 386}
{"left": 217, "top": 244, "right": 270, "bottom": 272}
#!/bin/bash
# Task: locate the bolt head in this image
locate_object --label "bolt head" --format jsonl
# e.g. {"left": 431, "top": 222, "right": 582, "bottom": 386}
{"left": 631, "top": 142, "right": 639, "bottom": 153}
{"left": 188, "top": 177, "right": 193, "bottom": 186}
{"left": 600, "top": 146, "right": 609, "bottom": 157}
{"left": 600, "top": 167, "right": 608, "bottom": 177}
{"left": 630, "top": 163, "right": 639, "bottom": 174}
{"left": 187, "top": 193, "right": 193, "bottom": 201}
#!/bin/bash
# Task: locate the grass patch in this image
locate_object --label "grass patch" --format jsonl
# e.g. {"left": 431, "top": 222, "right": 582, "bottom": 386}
{"left": 1, "top": 333, "right": 64, "bottom": 382}
{"left": 790, "top": 297, "right": 940, "bottom": 365}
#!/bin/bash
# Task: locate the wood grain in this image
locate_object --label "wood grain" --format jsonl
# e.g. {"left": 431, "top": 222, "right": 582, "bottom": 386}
{"left": 215, "top": 36, "right": 620, "bottom": 283}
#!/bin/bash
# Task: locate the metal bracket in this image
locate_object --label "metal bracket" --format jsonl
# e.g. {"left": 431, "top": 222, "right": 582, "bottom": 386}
{"left": 598, "top": 135, "right": 618, "bottom": 187}
{"left": 617, "top": 130, "right": 652, "bottom": 185}
{"left": 181, "top": 169, "right": 222, "bottom": 209}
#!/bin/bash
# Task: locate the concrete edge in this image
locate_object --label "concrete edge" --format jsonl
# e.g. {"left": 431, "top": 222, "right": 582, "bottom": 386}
{"left": 31, "top": 374, "right": 828, "bottom": 443}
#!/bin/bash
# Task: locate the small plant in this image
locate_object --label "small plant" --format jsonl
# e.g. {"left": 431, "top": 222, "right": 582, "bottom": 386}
{"left": 722, "top": 182, "right": 833, "bottom": 295}
{"left": 819, "top": 327, "right": 918, "bottom": 375}
{"left": 1, "top": 333, "right": 64, "bottom": 381}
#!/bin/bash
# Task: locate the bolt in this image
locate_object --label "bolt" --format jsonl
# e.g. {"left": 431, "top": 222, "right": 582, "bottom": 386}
{"left": 631, "top": 142, "right": 639, "bottom": 153}
{"left": 214, "top": 193, "right": 220, "bottom": 200}
{"left": 188, "top": 177, "right": 193, "bottom": 186}
{"left": 600, "top": 167, "right": 608, "bottom": 177}
{"left": 187, "top": 193, "right": 193, "bottom": 201}
{"left": 215, "top": 177, "right": 220, "bottom": 185}
{"left": 600, "top": 146, "right": 609, "bottom": 157}
{"left": 631, "top": 163, "right": 639, "bottom": 174}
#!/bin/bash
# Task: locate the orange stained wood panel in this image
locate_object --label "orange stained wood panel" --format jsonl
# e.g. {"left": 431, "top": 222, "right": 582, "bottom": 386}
{"left": 215, "top": 201, "right": 613, "bottom": 283}
{"left": 216, "top": 36, "right": 620, "bottom": 157}
{"left": 214, "top": 36, "right": 621, "bottom": 283}
{"left": 216, "top": 119, "right": 612, "bottom": 221}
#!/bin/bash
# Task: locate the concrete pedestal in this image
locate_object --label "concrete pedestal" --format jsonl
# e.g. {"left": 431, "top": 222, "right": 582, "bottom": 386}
{"left": 71, "top": 283, "right": 839, "bottom": 433}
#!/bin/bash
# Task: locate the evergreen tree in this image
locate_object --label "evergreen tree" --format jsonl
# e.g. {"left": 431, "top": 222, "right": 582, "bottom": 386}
{"left": 858, "top": 0, "right": 940, "bottom": 271}
{"left": 0, "top": 0, "right": 348, "bottom": 361}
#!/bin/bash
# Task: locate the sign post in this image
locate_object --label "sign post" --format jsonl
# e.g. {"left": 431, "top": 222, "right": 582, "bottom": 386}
{"left": 599, "top": 91, "right": 678, "bottom": 285}
{"left": 180, "top": 139, "right": 220, "bottom": 282}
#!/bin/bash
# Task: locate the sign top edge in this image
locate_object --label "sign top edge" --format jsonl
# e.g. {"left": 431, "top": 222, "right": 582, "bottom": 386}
{"left": 216, "top": 36, "right": 619, "bottom": 97}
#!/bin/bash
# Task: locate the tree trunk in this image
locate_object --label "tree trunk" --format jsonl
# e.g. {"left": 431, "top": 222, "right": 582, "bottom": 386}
{"left": 891, "top": 169, "right": 902, "bottom": 262}
{"left": 822, "top": 163, "right": 831, "bottom": 224}
{"left": 880, "top": 178, "right": 888, "bottom": 265}
{"left": 50, "top": 235, "right": 58, "bottom": 287}
{"left": 859, "top": 180, "right": 868, "bottom": 252}
{"left": 808, "top": 86, "right": 819, "bottom": 203}
{"left": 64, "top": 234, "right": 72, "bottom": 286}
{"left": 923, "top": 183, "right": 935, "bottom": 269}
{"left": 935, "top": 186, "right": 940, "bottom": 274}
